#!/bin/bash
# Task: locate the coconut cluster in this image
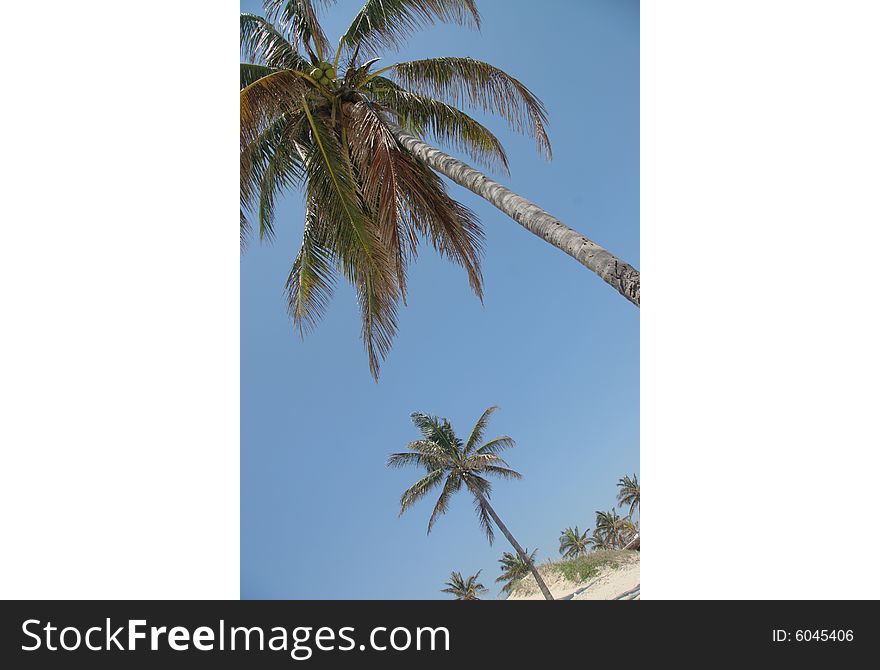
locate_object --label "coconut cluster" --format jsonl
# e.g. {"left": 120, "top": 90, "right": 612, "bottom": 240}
{"left": 310, "top": 62, "right": 337, "bottom": 87}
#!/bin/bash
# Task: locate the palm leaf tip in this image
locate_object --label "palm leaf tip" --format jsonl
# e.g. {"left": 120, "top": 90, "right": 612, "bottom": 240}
{"left": 342, "top": 0, "right": 481, "bottom": 55}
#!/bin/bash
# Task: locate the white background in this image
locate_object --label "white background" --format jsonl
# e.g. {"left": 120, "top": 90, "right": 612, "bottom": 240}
{"left": 1, "top": 0, "right": 878, "bottom": 599}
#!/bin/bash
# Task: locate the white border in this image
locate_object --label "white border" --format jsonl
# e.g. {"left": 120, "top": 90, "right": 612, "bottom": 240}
{"left": 642, "top": 0, "right": 880, "bottom": 598}
{"left": 0, "top": 1, "right": 240, "bottom": 599}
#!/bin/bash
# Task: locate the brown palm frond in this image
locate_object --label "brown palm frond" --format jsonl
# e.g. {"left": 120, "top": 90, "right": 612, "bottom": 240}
{"left": 240, "top": 70, "right": 312, "bottom": 148}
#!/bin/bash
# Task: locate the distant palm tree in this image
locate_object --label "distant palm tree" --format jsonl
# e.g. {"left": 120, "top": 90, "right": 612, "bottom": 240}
{"left": 595, "top": 509, "right": 628, "bottom": 549}
{"left": 496, "top": 549, "right": 538, "bottom": 596}
{"left": 616, "top": 473, "right": 640, "bottom": 518}
{"left": 441, "top": 570, "right": 487, "bottom": 600}
{"left": 241, "top": 0, "right": 640, "bottom": 377}
{"left": 558, "top": 526, "right": 591, "bottom": 559}
{"left": 590, "top": 528, "right": 613, "bottom": 551}
{"left": 387, "top": 406, "right": 554, "bottom": 600}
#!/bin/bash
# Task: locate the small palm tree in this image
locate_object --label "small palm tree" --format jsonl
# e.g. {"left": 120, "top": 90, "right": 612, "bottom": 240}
{"left": 387, "top": 406, "right": 554, "bottom": 600}
{"left": 558, "top": 526, "right": 591, "bottom": 559}
{"left": 590, "top": 528, "right": 612, "bottom": 551}
{"left": 496, "top": 549, "right": 538, "bottom": 596}
{"left": 595, "top": 509, "right": 628, "bottom": 549}
{"left": 616, "top": 473, "right": 640, "bottom": 518}
{"left": 441, "top": 570, "right": 487, "bottom": 600}
{"left": 241, "top": 0, "right": 640, "bottom": 377}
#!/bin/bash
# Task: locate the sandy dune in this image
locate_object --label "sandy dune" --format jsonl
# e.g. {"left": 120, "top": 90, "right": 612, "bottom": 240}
{"left": 506, "top": 553, "right": 640, "bottom": 600}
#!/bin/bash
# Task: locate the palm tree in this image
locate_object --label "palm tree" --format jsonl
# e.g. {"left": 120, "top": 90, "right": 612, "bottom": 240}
{"left": 241, "top": 0, "right": 640, "bottom": 377}
{"left": 387, "top": 406, "right": 554, "bottom": 600}
{"left": 558, "top": 525, "right": 591, "bottom": 559}
{"left": 496, "top": 548, "right": 538, "bottom": 596}
{"left": 595, "top": 509, "right": 628, "bottom": 549}
{"left": 589, "top": 527, "right": 613, "bottom": 551}
{"left": 441, "top": 570, "right": 487, "bottom": 600}
{"left": 616, "top": 473, "right": 640, "bottom": 518}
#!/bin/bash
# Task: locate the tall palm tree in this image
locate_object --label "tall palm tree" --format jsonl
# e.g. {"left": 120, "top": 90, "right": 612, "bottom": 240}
{"left": 241, "top": 0, "right": 640, "bottom": 377}
{"left": 496, "top": 548, "right": 538, "bottom": 596}
{"left": 441, "top": 570, "right": 487, "bottom": 600}
{"left": 558, "top": 525, "right": 592, "bottom": 559}
{"left": 616, "top": 473, "right": 640, "bottom": 518}
{"left": 387, "top": 406, "right": 554, "bottom": 600}
{"left": 595, "top": 509, "right": 628, "bottom": 549}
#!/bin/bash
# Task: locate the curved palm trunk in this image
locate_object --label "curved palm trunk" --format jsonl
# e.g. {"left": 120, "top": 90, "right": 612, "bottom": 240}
{"left": 387, "top": 122, "right": 640, "bottom": 306}
{"left": 475, "top": 492, "right": 554, "bottom": 601}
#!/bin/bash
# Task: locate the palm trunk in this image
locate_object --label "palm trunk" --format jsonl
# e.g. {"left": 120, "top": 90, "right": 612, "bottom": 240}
{"left": 387, "top": 122, "right": 640, "bottom": 307}
{"left": 475, "top": 492, "right": 554, "bottom": 601}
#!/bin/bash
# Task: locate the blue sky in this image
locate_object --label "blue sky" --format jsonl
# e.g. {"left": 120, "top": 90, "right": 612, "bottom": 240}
{"left": 241, "top": 0, "right": 639, "bottom": 599}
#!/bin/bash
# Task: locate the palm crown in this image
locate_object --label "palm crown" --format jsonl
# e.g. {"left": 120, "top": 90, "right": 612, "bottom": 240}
{"left": 495, "top": 548, "right": 537, "bottom": 595}
{"left": 558, "top": 525, "right": 592, "bottom": 559}
{"left": 616, "top": 473, "right": 640, "bottom": 517}
{"left": 441, "top": 569, "right": 487, "bottom": 600}
{"left": 241, "top": 0, "right": 551, "bottom": 377}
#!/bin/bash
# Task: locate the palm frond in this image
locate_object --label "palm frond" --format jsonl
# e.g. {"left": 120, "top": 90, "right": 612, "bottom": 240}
{"left": 342, "top": 0, "right": 480, "bottom": 56}
{"left": 257, "top": 121, "right": 307, "bottom": 240}
{"left": 475, "top": 436, "right": 515, "bottom": 456}
{"left": 480, "top": 464, "right": 522, "bottom": 480}
{"left": 387, "top": 57, "right": 551, "bottom": 159}
{"left": 473, "top": 493, "right": 495, "bottom": 544}
{"left": 345, "top": 100, "right": 419, "bottom": 297}
{"left": 364, "top": 83, "right": 509, "bottom": 173}
{"left": 262, "top": 0, "right": 333, "bottom": 58}
{"left": 241, "top": 63, "right": 278, "bottom": 90}
{"left": 463, "top": 405, "right": 497, "bottom": 454}
{"left": 388, "top": 133, "right": 485, "bottom": 299}
{"left": 409, "top": 412, "right": 458, "bottom": 454}
{"left": 427, "top": 474, "right": 461, "bottom": 533}
{"left": 241, "top": 13, "right": 311, "bottom": 70}
{"left": 399, "top": 468, "right": 445, "bottom": 513}
{"left": 301, "top": 102, "right": 399, "bottom": 377}
{"left": 240, "top": 70, "right": 310, "bottom": 148}
{"left": 285, "top": 200, "right": 336, "bottom": 334}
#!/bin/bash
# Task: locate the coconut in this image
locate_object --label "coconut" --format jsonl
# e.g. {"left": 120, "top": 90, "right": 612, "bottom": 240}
{"left": 310, "top": 67, "right": 322, "bottom": 79}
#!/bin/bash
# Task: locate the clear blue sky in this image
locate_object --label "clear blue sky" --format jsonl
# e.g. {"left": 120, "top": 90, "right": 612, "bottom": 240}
{"left": 241, "top": 0, "right": 639, "bottom": 599}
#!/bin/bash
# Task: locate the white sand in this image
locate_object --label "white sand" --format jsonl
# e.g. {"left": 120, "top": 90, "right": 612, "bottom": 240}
{"left": 506, "top": 552, "right": 640, "bottom": 600}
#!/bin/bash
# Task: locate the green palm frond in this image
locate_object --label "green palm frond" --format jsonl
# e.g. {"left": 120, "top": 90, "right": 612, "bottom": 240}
{"left": 364, "top": 83, "right": 509, "bottom": 173}
{"left": 475, "top": 435, "right": 515, "bottom": 456}
{"left": 399, "top": 468, "right": 445, "bottom": 513}
{"left": 264, "top": 0, "right": 334, "bottom": 58}
{"left": 463, "top": 405, "right": 497, "bottom": 454}
{"left": 301, "top": 102, "right": 401, "bottom": 375}
{"left": 241, "top": 13, "right": 312, "bottom": 70}
{"left": 472, "top": 491, "right": 495, "bottom": 544}
{"left": 285, "top": 201, "right": 336, "bottom": 334}
{"left": 240, "top": 63, "right": 278, "bottom": 90}
{"left": 427, "top": 474, "right": 461, "bottom": 532}
{"left": 409, "top": 412, "right": 458, "bottom": 453}
{"left": 342, "top": 0, "right": 480, "bottom": 56}
{"left": 385, "top": 57, "right": 551, "bottom": 158}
